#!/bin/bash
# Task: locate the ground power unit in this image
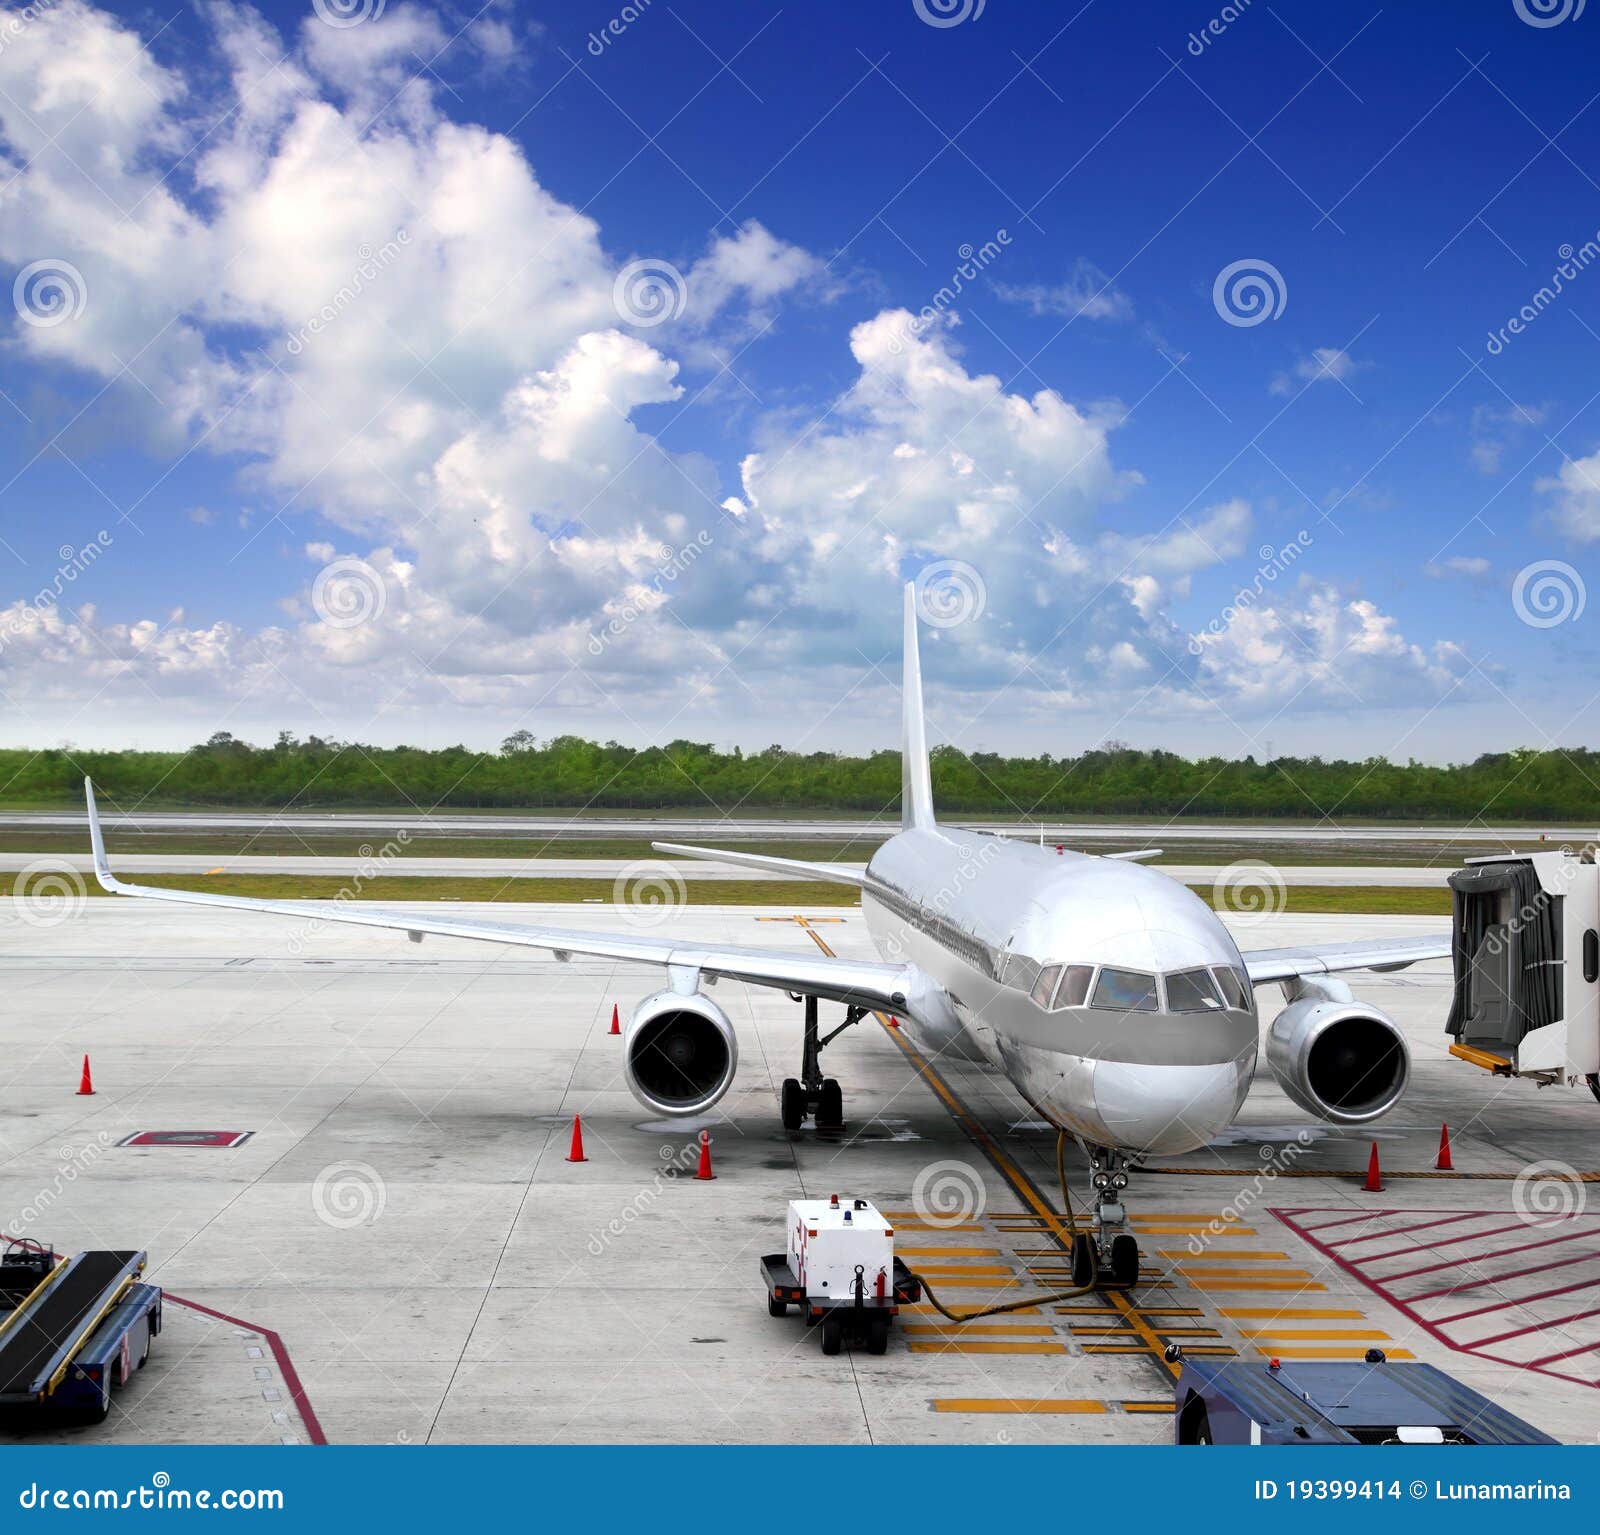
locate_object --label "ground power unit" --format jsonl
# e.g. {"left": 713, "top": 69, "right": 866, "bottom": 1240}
{"left": 760, "top": 1195, "right": 920, "bottom": 1356}
{"left": 1446, "top": 850, "right": 1600, "bottom": 1095}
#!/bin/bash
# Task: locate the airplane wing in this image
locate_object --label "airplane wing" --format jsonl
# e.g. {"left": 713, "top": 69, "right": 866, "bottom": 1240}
{"left": 1240, "top": 933, "right": 1451, "bottom": 985}
{"left": 1103, "top": 848, "right": 1162, "bottom": 862}
{"left": 651, "top": 841, "right": 865, "bottom": 887}
{"left": 82, "top": 782, "right": 910, "bottom": 1012}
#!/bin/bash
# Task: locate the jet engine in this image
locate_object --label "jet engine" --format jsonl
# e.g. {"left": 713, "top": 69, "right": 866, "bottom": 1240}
{"left": 1265, "top": 976, "right": 1409, "bottom": 1124}
{"left": 624, "top": 989, "right": 739, "bottom": 1116}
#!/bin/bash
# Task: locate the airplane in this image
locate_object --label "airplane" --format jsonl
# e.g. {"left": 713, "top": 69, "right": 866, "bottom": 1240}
{"left": 80, "top": 582, "right": 1451, "bottom": 1287}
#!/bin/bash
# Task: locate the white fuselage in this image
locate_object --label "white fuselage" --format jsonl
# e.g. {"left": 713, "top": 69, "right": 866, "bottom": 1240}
{"left": 861, "top": 827, "right": 1258, "bottom": 1156}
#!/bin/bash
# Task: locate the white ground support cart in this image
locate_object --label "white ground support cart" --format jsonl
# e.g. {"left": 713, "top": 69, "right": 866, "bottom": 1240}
{"left": 1446, "top": 848, "right": 1600, "bottom": 1096}
{"left": 760, "top": 1195, "right": 920, "bottom": 1356}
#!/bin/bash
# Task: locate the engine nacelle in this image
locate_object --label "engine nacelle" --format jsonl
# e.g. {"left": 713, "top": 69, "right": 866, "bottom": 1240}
{"left": 624, "top": 990, "right": 739, "bottom": 1116}
{"left": 1265, "top": 977, "right": 1409, "bottom": 1124}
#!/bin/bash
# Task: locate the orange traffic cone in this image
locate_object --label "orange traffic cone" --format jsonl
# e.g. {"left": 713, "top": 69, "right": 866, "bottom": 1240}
{"left": 694, "top": 1129, "right": 715, "bottom": 1181}
{"left": 885, "top": 1014, "right": 901, "bottom": 1029}
{"left": 1436, "top": 1123, "right": 1453, "bottom": 1171}
{"left": 76, "top": 1055, "right": 95, "bottom": 1096}
{"left": 608, "top": 1004, "right": 621, "bottom": 1037}
{"left": 565, "top": 1114, "right": 588, "bottom": 1163}
{"left": 1363, "top": 1141, "right": 1383, "bottom": 1192}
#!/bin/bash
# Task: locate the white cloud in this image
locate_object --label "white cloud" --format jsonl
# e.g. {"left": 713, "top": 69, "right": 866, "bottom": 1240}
{"left": 1538, "top": 450, "right": 1600, "bottom": 542}
{"left": 1190, "top": 585, "right": 1472, "bottom": 712}
{"left": 1470, "top": 401, "right": 1547, "bottom": 475}
{"left": 1423, "top": 555, "right": 1492, "bottom": 581}
{"left": 1270, "top": 346, "right": 1360, "bottom": 396}
{"left": 993, "top": 259, "right": 1132, "bottom": 322}
{"left": 0, "top": 1, "right": 1468, "bottom": 745}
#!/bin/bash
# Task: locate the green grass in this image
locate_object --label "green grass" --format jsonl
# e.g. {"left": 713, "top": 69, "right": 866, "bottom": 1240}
{"left": 1, "top": 872, "right": 1451, "bottom": 915}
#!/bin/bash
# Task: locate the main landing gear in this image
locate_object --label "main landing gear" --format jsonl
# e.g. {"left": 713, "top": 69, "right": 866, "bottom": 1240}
{"left": 1064, "top": 1145, "right": 1140, "bottom": 1291}
{"left": 780, "top": 997, "right": 865, "bottom": 1131}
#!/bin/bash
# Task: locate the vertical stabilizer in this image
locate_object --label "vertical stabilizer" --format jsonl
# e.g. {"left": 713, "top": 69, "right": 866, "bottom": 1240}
{"left": 901, "top": 583, "right": 936, "bottom": 830}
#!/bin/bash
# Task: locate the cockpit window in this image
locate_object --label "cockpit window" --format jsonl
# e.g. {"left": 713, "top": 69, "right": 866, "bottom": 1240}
{"left": 1092, "top": 967, "right": 1159, "bottom": 1012}
{"left": 1030, "top": 965, "right": 1062, "bottom": 1008}
{"left": 1007, "top": 954, "right": 1041, "bottom": 993}
{"left": 1053, "top": 964, "right": 1094, "bottom": 1010}
{"left": 1165, "top": 967, "right": 1224, "bottom": 1012}
{"left": 1212, "top": 966, "right": 1250, "bottom": 1010}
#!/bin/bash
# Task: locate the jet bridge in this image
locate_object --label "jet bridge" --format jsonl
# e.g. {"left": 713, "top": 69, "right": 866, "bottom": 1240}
{"left": 1446, "top": 849, "right": 1600, "bottom": 1094}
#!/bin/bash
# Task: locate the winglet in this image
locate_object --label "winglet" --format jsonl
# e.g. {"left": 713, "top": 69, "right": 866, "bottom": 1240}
{"left": 902, "top": 583, "right": 936, "bottom": 831}
{"left": 84, "top": 778, "right": 117, "bottom": 891}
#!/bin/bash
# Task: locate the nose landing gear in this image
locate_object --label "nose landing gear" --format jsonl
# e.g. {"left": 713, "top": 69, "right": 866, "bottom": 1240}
{"left": 779, "top": 997, "right": 865, "bottom": 1131}
{"left": 1062, "top": 1144, "right": 1140, "bottom": 1290}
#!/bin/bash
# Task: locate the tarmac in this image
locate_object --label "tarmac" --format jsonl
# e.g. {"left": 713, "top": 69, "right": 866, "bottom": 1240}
{"left": 0, "top": 899, "right": 1595, "bottom": 1445}
{"left": 1, "top": 853, "right": 1456, "bottom": 885}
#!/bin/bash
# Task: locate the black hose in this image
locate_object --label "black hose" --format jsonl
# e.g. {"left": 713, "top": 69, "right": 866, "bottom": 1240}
{"left": 905, "top": 1132, "right": 1131, "bottom": 1324}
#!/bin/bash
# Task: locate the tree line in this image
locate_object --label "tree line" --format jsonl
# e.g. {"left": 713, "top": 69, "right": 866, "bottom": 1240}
{"left": 0, "top": 732, "right": 1592, "bottom": 821}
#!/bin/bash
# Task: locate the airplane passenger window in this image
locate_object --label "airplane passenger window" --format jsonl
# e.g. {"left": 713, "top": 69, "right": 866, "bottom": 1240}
{"left": 1211, "top": 966, "right": 1250, "bottom": 1010}
{"left": 1092, "top": 967, "right": 1158, "bottom": 1012}
{"left": 1052, "top": 964, "right": 1093, "bottom": 1009}
{"left": 1165, "top": 968, "right": 1224, "bottom": 1012}
{"left": 1031, "top": 965, "right": 1062, "bottom": 1008}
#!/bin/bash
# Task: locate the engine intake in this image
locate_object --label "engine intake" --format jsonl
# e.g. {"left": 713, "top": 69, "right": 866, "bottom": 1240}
{"left": 624, "top": 990, "right": 738, "bottom": 1116}
{"left": 1266, "top": 978, "right": 1409, "bottom": 1124}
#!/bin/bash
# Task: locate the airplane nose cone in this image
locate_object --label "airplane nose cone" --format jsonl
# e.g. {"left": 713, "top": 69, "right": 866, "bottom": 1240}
{"left": 1091, "top": 1058, "right": 1250, "bottom": 1156}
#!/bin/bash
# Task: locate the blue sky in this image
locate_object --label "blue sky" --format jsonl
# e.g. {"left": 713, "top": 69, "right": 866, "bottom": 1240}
{"left": 1, "top": 0, "right": 1598, "bottom": 763}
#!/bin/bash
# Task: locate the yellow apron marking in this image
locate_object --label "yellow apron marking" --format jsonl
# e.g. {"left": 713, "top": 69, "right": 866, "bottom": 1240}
{"left": 896, "top": 1246, "right": 1002, "bottom": 1258}
{"left": 1221, "top": 1307, "right": 1366, "bottom": 1320}
{"left": 904, "top": 1323, "right": 1057, "bottom": 1337}
{"left": 933, "top": 1398, "right": 1107, "bottom": 1414}
{"left": 908, "top": 1340, "right": 1068, "bottom": 1355}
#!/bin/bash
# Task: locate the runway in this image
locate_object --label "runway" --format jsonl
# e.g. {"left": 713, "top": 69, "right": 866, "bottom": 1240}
{"left": 0, "top": 898, "right": 1593, "bottom": 1445}
{"left": 0, "top": 810, "right": 1580, "bottom": 845}
{"left": 0, "top": 853, "right": 1456, "bottom": 886}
